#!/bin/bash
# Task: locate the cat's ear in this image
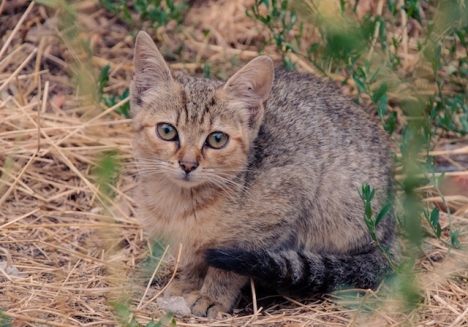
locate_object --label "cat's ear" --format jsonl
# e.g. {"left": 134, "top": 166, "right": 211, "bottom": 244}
{"left": 131, "top": 31, "right": 172, "bottom": 114}
{"left": 223, "top": 56, "right": 274, "bottom": 128}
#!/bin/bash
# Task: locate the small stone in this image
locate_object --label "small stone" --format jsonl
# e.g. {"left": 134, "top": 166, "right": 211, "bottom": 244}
{"left": 0, "top": 261, "right": 21, "bottom": 279}
{"left": 90, "top": 207, "right": 104, "bottom": 214}
{"left": 157, "top": 296, "right": 191, "bottom": 316}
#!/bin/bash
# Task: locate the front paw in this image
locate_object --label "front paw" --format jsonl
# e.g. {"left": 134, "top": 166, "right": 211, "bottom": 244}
{"left": 185, "top": 291, "right": 227, "bottom": 318}
{"left": 164, "top": 278, "right": 199, "bottom": 298}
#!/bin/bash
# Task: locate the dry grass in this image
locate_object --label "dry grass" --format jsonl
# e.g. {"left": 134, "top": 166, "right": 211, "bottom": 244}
{"left": 1, "top": 0, "right": 467, "bottom": 326}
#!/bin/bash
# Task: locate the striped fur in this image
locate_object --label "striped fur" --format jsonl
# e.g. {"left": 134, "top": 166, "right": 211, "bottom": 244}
{"left": 131, "top": 31, "right": 398, "bottom": 317}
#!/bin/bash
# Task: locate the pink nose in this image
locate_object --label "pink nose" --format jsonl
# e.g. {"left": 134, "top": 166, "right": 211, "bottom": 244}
{"left": 178, "top": 160, "right": 199, "bottom": 174}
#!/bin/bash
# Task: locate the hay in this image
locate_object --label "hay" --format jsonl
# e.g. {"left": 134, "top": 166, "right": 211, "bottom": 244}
{"left": 1, "top": 0, "right": 467, "bottom": 326}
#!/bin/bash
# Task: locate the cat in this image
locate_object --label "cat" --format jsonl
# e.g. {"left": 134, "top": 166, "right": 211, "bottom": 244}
{"left": 130, "top": 31, "right": 398, "bottom": 318}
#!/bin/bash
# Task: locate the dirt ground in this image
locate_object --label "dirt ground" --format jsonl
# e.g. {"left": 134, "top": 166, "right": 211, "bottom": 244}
{"left": 1, "top": 0, "right": 467, "bottom": 326}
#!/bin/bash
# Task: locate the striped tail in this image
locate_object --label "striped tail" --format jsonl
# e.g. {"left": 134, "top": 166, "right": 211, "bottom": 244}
{"left": 205, "top": 248, "right": 392, "bottom": 296}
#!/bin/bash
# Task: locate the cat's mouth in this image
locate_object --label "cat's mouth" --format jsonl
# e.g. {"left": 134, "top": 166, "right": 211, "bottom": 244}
{"left": 171, "top": 172, "right": 204, "bottom": 188}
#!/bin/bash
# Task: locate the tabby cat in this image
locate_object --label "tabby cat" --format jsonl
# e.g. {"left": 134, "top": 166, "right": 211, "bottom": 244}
{"left": 131, "top": 31, "right": 397, "bottom": 318}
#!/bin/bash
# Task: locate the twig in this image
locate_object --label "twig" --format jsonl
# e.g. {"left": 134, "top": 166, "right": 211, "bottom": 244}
{"left": 250, "top": 278, "right": 258, "bottom": 316}
{"left": 366, "top": 0, "right": 385, "bottom": 61}
{"left": 0, "top": 209, "right": 40, "bottom": 229}
{"left": 0, "top": 0, "right": 6, "bottom": 16}
{"left": 347, "top": 290, "right": 371, "bottom": 327}
{"left": 0, "top": 48, "right": 38, "bottom": 92}
{"left": 1, "top": 312, "right": 76, "bottom": 327}
{"left": 0, "top": 1, "right": 35, "bottom": 59}
{"left": 0, "top": 149, "right": 39, "bottom": 208}
{"left": 399, "top": 0, "right": 409, "bottom": 66}
{"left": 139, "top": 244, "right": 183, "bottom": 311}
{"left": 137, "top": 245, "right": 170, "bottom": 309}
{"left": 449, "top": 307, "right": 468, "bottom": 327}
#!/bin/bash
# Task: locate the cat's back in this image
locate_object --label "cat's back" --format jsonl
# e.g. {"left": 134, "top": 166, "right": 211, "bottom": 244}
{"left": 253, "top": 69, "right": 392, "bottom": 176}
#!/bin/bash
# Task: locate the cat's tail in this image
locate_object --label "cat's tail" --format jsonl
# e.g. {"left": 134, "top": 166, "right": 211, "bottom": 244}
{"left": 205, "top": 247, "right": 395, "bottom": 296}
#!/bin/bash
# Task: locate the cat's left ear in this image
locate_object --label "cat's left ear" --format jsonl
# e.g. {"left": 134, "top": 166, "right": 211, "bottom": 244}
{"left": 223, "top": 56, "right": 274, "bottom": 128}
{"left": 131, "top": 31, "right": 173, "bottom": 116}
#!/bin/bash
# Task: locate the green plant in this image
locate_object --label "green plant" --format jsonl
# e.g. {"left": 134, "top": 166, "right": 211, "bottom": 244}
{"left": 97, "top": 63, "right": 110, "bottom": 103}
{"left": 98, "top": 64, "right": 131, "bottom": 118}
{"left": 247, "top": 0, "right": 301, "bottom": 70}
{"left": 99, "top": 0, "right": 187, "bottom": 30}
{"left": 110, "top": 302, "right": 176, "bottom": 327}
{"left": 248, "top": 0, "right": 466, "bottom": 248}
{"left": 0, "top": 310, "right": 12, "bottom": 327}
{"left": 247, "top": 0, "right": 468, "bottom": 316}
{"left": 93, "top": 150, "right": 120, "bottom": 200}
{"left": 359, "top": 184, "right": 395, "bottom": 268}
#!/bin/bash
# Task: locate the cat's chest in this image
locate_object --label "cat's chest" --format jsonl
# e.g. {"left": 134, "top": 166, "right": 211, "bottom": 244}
{"left": 140, "top": 182, "right": 231, "bottom": 249}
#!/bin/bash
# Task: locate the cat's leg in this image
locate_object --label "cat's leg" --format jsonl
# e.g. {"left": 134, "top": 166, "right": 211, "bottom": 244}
{"left": 184, "top": 267, "right": 248, "bottom": 318}
{"left": 164, "top": 262, "right": 207, "bottom": 297}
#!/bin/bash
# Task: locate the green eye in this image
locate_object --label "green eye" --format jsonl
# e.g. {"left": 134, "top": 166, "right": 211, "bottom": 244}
{"left": 156, "top": 123, "right": 178, "bottom": 141}
{"left": 206, "top": 132, "right": 229, "bottom": 149}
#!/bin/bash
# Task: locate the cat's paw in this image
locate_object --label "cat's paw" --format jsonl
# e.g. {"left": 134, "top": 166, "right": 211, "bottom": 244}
{"left": 164, "top": 282, "right": 185, "bottom": 297}
{"left": 185, "top": 291, "right": 226, "bottom": 318}
{"left": 164, "top": 279, "right": 199, "bottom": 297}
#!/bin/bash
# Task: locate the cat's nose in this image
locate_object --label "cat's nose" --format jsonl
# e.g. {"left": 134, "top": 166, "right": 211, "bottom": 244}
{"left": 179, "top": 160, "right": 199, "bottom": 174}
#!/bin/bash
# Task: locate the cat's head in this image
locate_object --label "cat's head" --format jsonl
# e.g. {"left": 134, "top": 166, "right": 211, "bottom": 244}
{"left": 130, "top": 31, "right": 274, "bottom": 189}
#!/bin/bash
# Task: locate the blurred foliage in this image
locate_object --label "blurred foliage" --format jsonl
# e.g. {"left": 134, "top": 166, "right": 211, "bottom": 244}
{"left": 248, "top": 0, "right": 466, "bottom": 247}
{"left": 93, "top": 150, "right": 121, "bottom": 201}
{"left": 248, "top": 0, "right": 467, "bottom": 312}
{"left": 359, "top": 184, "right": 395, "bottom": 268}
{"left": 110, "top": 302, "right": 176, "bottom": 327}
{"left": 0, "top": 311, "right": 12, "bottom": 327}
{"left": 34, "top": 0, "right": 467, "bottom": 321}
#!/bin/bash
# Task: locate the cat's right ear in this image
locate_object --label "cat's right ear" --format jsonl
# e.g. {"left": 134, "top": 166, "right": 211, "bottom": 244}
{"left": 131, "top": 31, "right": 172, "bottom": 115}
{"left": 223, "top": 56, "right": 274, "bottom": 129}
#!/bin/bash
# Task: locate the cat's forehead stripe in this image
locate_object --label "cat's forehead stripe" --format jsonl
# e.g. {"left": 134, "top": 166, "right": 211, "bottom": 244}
{"left": 181, "top": 83, "right": 217, "bottom": 126}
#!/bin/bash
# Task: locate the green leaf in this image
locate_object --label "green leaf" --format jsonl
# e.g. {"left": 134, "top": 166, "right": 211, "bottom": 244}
{"left": 436, "top": 224, "right": 442, "bottom": 238}
{"left": 437, "top": 172, "right": 446, "bottom": 187}
{"left": 368, "top": 66, "right": 382, "bottom": 84}
{"left": 364, "top": 218, "right": 373, "bottom": 231}
{"left": 260, "top": 0, "right": 270, "bottom": 9}
{"left": 376, "top": 203, "right": 392, "bottom": 227}
{"left": 352, "top": 73, "right": 367, "bottom": 94}
{"left": 145, "top": 319, "right": 156, "bottom": 327}
{"left": 377, "top": 93, "right": 388, "bottom": 118}
{"left": 109, "top": 302, "right": 131, "bottom": 319}
{"left": 152, "top": 312, "right": 175, "bottom": 327}
{"left": 33, "top": 0, "right": 59, "bottom": 6}
{"left": 450, "top": 230, "right": 461, "bottom": 248}
{"left": 0, "top": 310, "right": 12, "bottom": 327}
{"left": 365, "top": 203, "right": 373, "bottom": 219}
{"left": 97, "top": 64, "right": 110, "bottom": 100}
{"left": 429, "top": 207, "right": 439, "bottom": 228}
{"left": 371, "top": 82, "right": 388, "bottom": 103}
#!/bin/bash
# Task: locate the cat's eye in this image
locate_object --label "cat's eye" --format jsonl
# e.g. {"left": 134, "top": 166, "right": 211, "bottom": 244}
{"left": 156, "top": 123, "right": 178, "bottom": 141}
{"left": 206, "top": 132, "right": 229, "bottom": 149}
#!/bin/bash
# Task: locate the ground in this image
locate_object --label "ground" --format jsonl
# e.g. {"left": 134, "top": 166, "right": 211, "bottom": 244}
{"left": 0, "top": 0, "right": 467, "bottom": 326}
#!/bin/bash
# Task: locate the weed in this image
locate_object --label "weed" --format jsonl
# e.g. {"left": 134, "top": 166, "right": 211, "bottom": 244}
{"left": 110, "top": 302, "right": 176, "bottom": 327}
{"left": 248, "top": 0, "right": 467, "bottom": 315}
{"left": 97, "top": 64, "right": 110, "bottom": 103}
{"left": 0, "top": 311, "right": 12, "bottom": 327}
{"left": 99, "top": 0, "right": 187, "bottom": 30}
{"left": 98, "top": 64, "right": 131, "bottom": 118}
{"left": 247, "top": 0, "right": 301, "bottom": 70}
{"left": 93, "top": 150, "right": 120, "bottom": 201}
{"left": 248, "top": 0, "right": 467, "bottom": 248}
{"left": 359, "top": 184, "right": 395, "bottom": 268}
